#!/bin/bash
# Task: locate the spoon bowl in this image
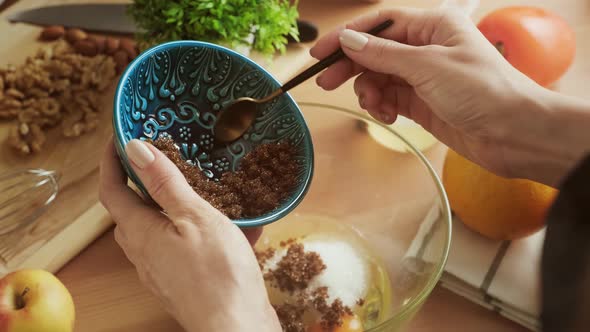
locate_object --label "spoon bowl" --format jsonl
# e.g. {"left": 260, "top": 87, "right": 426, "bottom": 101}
{"left": 214, "top": 90, "right": 283, "bottom": 142}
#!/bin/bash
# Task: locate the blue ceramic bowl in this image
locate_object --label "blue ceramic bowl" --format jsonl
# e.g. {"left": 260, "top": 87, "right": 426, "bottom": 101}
{"left": 113, "top": 41, "right": 314, "bottom": 227}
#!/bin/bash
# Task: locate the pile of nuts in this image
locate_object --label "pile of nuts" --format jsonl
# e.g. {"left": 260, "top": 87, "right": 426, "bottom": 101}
{"left": 0, "top": 26, "right": 139, "bottom": 155}
{"left": 39, "top": 26, "right": 139, "bottom": 73}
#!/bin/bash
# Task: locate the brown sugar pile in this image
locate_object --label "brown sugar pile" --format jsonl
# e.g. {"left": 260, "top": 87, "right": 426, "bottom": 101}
{"left": 274, "top": 302, "right": 307, "bottom": 332}
{"left": 256, "top": 239, "right": 356, "bottom": 332}
{"left": 311, "top": 287, "right": 353, "bottom": 330}
{"left": 255, "top": 247, "right": 276, "bottom": 270}
{"left": 267, "top": 243, "right": 326, "bottom": 293}
{"left": 151, "top": 137, "right": 299, "bottom": 219}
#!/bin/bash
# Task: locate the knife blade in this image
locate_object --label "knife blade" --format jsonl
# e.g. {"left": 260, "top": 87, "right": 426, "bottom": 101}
{"left": 6, "top": 3, "right": 318, "bottom": 43}
{"left": 7, "top": 4, "right": 136, "bottom": 34}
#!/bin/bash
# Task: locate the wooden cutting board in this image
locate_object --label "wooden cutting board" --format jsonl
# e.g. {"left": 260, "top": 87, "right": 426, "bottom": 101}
{"left": 0, "top": 0, "right": 314, "bottom": 276}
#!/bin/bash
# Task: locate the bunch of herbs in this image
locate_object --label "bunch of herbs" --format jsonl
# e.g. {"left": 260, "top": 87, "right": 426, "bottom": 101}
{"left": 128, "top": 0, "right": 300, "bottom": 57}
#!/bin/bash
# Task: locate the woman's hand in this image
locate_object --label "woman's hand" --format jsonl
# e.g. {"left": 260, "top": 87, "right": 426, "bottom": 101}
{"left": 311, "top": 8, "right": 590, "bottom": 186}
{"left": 99, "top": 138, "right": 281, "bottom": 332}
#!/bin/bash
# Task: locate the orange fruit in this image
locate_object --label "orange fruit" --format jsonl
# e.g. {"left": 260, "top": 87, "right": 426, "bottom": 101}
{"left": 442, "top": 149, "right": 558, "bottom": 240}
{"left": 477, "top": 6, "right": 576, "bottom": 87}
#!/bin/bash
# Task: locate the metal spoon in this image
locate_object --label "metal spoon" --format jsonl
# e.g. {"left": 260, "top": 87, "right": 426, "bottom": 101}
{"left": 213, "top": 19, "right": 394, "bottom": 143}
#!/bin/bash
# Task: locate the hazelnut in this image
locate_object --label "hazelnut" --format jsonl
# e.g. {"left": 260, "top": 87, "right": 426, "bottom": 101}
{"left": 74, "top": 40, "right": 98, "bottom": 57}
{"left": 39, "top": 25, "right": 65, "bottom": 41}
{"left": 65, "top": 28, "right": 88, "bottom": 44}
{"left": 105, "top": 37, "right": 120, "bottom": 55}
{"left": 119, "top": 38, "right": 138, "bottom": 60}
{"left": 113, "top": 50, "right": 129, "bottom": 74}
{"left": 88, "top": 35, "right": 106, "bottom": 54}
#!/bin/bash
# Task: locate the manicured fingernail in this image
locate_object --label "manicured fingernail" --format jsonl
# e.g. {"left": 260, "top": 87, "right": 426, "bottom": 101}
{"left": 126, "top": 139, "right": 154, "bottom": 169}
{"left": 359, "top": 94, "right": 367, "bottom": 109}
{"left": 339, "top": 29, "right": 369, "bottom": 51}
{"left": 316, "top": 75, "right": 325, "bottom": 87}
{"left": 309, "top": 47, "right": 318, "bottom": 59}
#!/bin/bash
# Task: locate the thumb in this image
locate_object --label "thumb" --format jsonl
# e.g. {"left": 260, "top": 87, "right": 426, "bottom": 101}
{"left": 124, "top": 139, "right": 215, "bottom": 222}
{"left": 338, "top": 29, "right": 425, "bottom": 80}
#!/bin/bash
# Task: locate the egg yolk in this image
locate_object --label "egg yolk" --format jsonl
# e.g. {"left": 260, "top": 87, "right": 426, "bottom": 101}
{"left": 307, "top": 315, "right": 363, "bottom": 332}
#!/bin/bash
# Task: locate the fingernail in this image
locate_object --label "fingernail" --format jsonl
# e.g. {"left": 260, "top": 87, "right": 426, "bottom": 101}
{"left": 316, "top": 75, "right": 325, "bottom": 87}
{"left": 126, "top": 139, "right": 155, "bottom": 169}
{"left": 359, "top": 94, "right": 367, "bottom": 109}
{"left": 380, "top": 113, "right": 391, "bottom": 123}
{"left": 309, "top": 47, "right": 318, "bottom": 59}
{"left": 339, "top": 29, "right": 369, "bottom": 51}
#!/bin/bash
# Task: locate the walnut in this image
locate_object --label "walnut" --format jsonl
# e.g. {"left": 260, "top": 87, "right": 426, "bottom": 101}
{"left": 6, "top": 88, "right": 24, "bottom": 99}
{"left": 51, "top": 40, "right": 73, "bottom": 56}
{"left": 61, "top": 105, "right": 100, "bottom": 137}
{"left": 17, "top": 100, "right": 61, "bottom": 128}
{"left": 17, "top": 108, "right": 39, "bottom": 123}
{"left": 93, "top": 56, "right": 117, "bottom": 90}
{"left": 0, "top": 108, "right": 19, "bottom": 119}
{"left": 37, "top": 98, "right": 60, "bottom": 117}
{"left": 19, "top": 122, "right": 29, "bottom": 135}
{"left": 44, "top": 59, "right": 73, "bottom": 78}
{"left": 1, "top": 41, "right": 117, "bottom": 155}
{"left": 52, "top": 79, "right": 70, "bottom": 93}
{"left": 3, "top": 72, "right": 16, "bottom": 89}
{"left": 35, "top": 46, "right": 53, "bottom": 60}
{"left": 22, "top": 99, "right": 35, "bottom": 108}
{"left": 61, "top": 111, "right": 84, "bottom": 137}
{"left": 0, "top": 97, "right": 22, "bottom": 109}
{"left": 74, "top": 90, "right": 99, "bottom": 108}
{"left": 28, "top": 88, "right": 49, "bottom": 98}
{"left": 8, "top": 122, "right": 46, "bottom": 155}
{"left": 0, "top": 98, "right": 21, "bottom": 119}
{"left": 8, "top": 125, "right": 31, "bottom": 154}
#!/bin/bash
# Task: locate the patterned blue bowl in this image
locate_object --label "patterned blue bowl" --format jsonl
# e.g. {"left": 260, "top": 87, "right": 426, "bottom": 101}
{"left": 112, "top": 41, "right": 314, "bottom": 227}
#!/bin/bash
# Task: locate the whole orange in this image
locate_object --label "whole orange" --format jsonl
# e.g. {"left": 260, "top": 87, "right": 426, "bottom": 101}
{"left": 477, "top": 6, "right": 576, "bottom": 87}
{"left": 442, "top": 149, "right": 558, "bottom": 240}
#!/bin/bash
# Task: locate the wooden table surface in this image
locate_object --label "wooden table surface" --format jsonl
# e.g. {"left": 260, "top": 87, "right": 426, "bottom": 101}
{"left": 47, "top": 0, "right": 589, "bottom": 331}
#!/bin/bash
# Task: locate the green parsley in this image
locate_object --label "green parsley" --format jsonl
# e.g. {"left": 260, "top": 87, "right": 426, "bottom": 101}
{"left": 128, "top": 0, "right": 300, "bottom": 57}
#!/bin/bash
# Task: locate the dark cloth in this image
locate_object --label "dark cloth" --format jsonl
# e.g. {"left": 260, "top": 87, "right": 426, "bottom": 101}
{"left": 542, "top": 154, "right": 590, "bottom": 332}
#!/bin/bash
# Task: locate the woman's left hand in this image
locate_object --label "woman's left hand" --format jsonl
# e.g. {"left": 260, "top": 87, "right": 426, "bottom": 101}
{"left": 99, "top": 138, "right": 281, "bottom": 332}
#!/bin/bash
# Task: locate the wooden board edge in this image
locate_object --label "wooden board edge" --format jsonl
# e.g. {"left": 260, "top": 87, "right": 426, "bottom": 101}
{"left": 4, "top": 202, "right": 113, "bottom": 276}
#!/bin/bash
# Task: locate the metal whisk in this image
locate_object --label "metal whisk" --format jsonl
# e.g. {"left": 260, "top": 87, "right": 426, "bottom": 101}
{"left": 0, "top": 168, "right": 60, "bottom": 236}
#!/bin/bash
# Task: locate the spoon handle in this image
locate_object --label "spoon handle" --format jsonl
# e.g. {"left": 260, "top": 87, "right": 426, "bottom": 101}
{"left": 280, "top": 19, "right": 394, "bottom": 93}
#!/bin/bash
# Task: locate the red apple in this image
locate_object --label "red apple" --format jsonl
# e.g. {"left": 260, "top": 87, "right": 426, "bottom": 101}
{"left": 0, "top": 269, "right": 75, "bottom": 332}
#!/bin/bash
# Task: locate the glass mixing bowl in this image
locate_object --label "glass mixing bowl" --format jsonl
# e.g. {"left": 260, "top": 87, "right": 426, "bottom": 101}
{"left": 255, "top": 103, "right": 452, "bottom": 331}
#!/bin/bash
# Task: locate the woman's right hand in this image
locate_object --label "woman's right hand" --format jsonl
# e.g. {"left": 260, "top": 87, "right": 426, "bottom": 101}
{"left": 310, "top": 7, "right": 588, "bottom": 186}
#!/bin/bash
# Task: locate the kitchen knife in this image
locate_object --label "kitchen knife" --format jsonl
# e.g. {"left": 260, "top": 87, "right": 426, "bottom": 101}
{"left": 6, "top": 3, "right": 318, "bottom": 43}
